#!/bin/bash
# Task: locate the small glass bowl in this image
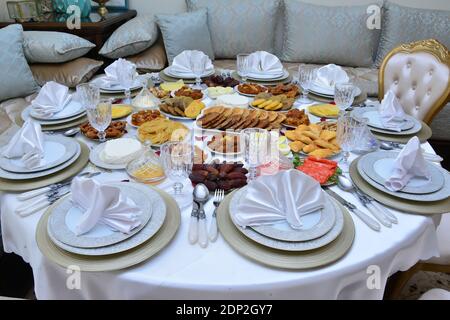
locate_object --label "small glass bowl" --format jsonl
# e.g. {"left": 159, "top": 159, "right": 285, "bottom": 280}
{"left": 126, "top": 151, "right": 166, "bottom": 185}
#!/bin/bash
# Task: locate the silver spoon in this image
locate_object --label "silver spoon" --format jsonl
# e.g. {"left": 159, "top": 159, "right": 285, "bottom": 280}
{"left": 193, "top": 183, "right": 210, "bottom": 248}
{"left": 63, "top": 127, "right": 80, "bottom": 137}
{"left": 338, "top": 175, "right": 397, "bottom": 225}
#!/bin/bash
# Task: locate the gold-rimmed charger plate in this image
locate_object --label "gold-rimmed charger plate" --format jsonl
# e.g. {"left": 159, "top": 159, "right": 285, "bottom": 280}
{"left": 370, "top": 121, "right": 432, "bottom": 144}
{"left": 0, "top": 141, "right": 89, "bottom": 192}
{"left": 159, "top": 71, "right": 200, "bottom": 84}
{"left": 17, "top": 115, "right": 88, "bottom": 131}
{"left": 217, "top": 190, "right": 355, "bottom": 270}
{"left": 231, "top": 71, "right": 292, "bottom": 85}
{"left": 36, "top": 186, "right": 180, "bottom": 272}
{"left": 350, "top": 157, "right": 450, "bottom": 215}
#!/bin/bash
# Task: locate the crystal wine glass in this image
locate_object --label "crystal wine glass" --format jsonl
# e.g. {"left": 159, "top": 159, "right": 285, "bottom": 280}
{"left": 160, "top": 141, "right": 194, "bottom": 203}
{"left": 86, "top": 98, "right": 112, "bottom": 142}
{"left": 297, "top": 66, "right": 317, "bottom": 104}
{"left": 237, "top": 53, "right": 250, "bottom": 83}
{"left": 190, "top": 55, "right": 207, "bottom": 90}
{"left": 240, "top": 128, "right": 271, "bottom": 182}
{"left": 336, "top": 113, "right": 368, "bottom": 172}
{"left": 334, "top": 83, "right": 356, "bottom": 111}
{"left": 76, "top": 83, "right": 100, "bottom": 110}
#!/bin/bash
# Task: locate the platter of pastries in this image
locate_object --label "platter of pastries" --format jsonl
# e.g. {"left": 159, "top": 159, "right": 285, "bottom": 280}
{"left": 308, "top": 104, "right": 340, "bottom": 118}
{"left": 149, "top": 87, "right": 170, "bottom": 99}
{"left": 80, "top": 121, "right": 127, "bottom": 140}
{"left": 137, "top": 118, "right": 189, "bottom": 145}
{"left": 236, "top": 83, "right": 268, "bottom": 96}
{"left": 159, "top": 97, "right": 205, "bottom": 119}
{"left": 267, "top": 84, "right": 300, "bottom": 98}
{"left": 204, "top": 75, "right": 239, "bottom": 88}
{"left": 206, "top": 133, "right": 241, "bottom": 155}
{"left": 285, "top": 122, "right": 340, "bottom": 159}
{"left": 111, "top": 104, "right": 133, "bottom": 119}
{"left": 283, "top": 109, "right": 310, "bottom": 128}
{"left": 128, "top": 109, "right": 164, "bottom": 127}
{"left": 196, "top": 106, "right": 286, "bottom": 131}
{"left": 250, "top": 93, "right": 295, "bottom": 111}
{"left": 173, "top": 86, "right": 203, "bottom": 100}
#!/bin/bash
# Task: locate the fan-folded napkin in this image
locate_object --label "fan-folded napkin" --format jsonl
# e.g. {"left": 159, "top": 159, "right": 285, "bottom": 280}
{"left": 247, "top": 51, "right": 283, "bottom": 76}
{"left": 385, "top": 137, "right": 431, "bottom": 191}
{"left": 71, "top": 177, "right": 142, "bottom": 236}
{"left": 2, "top": 118, "right": 44, "bottom": 169}
{"left": 233, "top": 169, "right": 326, "bottom": 229}
{"left": 379, "top": 90, "right": 406, "bottom": 132}
{"left": 170, "top": 50, "right": 213, "bottom": 75}
{"left": 102, "top": 58, "right": 138, "bottom": 88}
{"left": 31, "top": 81, "right": 71, "bottom": 118}
{"left": 315, "top": 64, "right": 349, "bottom": 89}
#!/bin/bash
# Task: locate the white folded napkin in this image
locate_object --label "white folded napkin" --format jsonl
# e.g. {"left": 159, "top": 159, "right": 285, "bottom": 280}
{"left": 103, "top": 58, "right": 138, "bottom": 88}
{"left": 247, "top": 51, "right": 283, "bottom": 76}
{"left": 31, "top": 81, "right": 71, "bottom": 118}
{"left": 385, "top": 137, "right": 431, "bottom": 192}
{"left": 71, "top": 177, "right": 142, "bottom": 236}
{"left": 233, "top": 169, "right": 326, "bottom": 229}
{"left": 170, "top": 50, "right": 214, "bottom": 75}
{"left": 2, "top": 118, "right": 44, "bottom": 169}
{"left": 379, "top": 90, "right": 406, "bottom": 132}
{"left": 315, "top": 64, "right": 349, "bottom": 89}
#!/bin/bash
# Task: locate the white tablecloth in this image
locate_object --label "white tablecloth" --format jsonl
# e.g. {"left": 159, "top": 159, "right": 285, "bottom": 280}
{"left": 0, "top": 98, "right": 443, "bottom": 299}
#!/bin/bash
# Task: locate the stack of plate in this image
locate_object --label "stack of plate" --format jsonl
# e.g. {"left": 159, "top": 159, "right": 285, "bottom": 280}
{"left": 163, "top": 66, "right": 215, "bottom": 79}
{"left": 217, "top": 187, "right": 355, "bottom": 269}
{"left": 36, "top": 183, "right": 181, "bottom": 271}
{"left": 0, "top": 137, "right": 89, "bottom": 192}
{"left": 231, "top": 70, "right": 291, "bottom": 85}
{"left": 309, "top": 81, "right": 362, "bottom": 99}
{"left": 21, "top": 101, "right": 87, "bottom": 131}
{"left": 351, "top": 106, "right": 432, "bottom": 143}
{"left": 350, "top": 151, "right": 450, "bottom": 215}
{"left": 91, "top": 75, "right": 143, "bottom": 94}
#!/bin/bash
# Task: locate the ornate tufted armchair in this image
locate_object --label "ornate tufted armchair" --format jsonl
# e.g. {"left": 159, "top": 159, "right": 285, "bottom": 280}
{"left": 378, "top": 39, "right": 450, "bottom": 124}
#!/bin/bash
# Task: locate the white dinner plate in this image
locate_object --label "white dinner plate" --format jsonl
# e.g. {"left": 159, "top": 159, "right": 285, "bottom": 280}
{"left": 352, "top": 106, "right": 422, "bottom": 135}
{"left": 229, "top": 187, "right": 344, "bottom": 251}
{"left": 0, "top": 143, "right": 80, "bottom": 180}
{"left": 356, "top": 155, "right": 450, "bottom": 202}
{"left": 30, "top": 100, "right": 85, "bottom": 120}
{"left": 22, "top": 105, "right": 86, "bottom": 125}
{"left": 243, "top": 69, "right": 290, "bottom": 81}
{"left": 49, "top": 183, "right": 154, "bottom": 249}
{"left": 310, "top": 82, "right": 361, "bottom": 97}
{"left": 164, "top": 67, "right": 215, "bottom": 79}
{"left": 0, "top": 135, "right": 79, "bottom": 173}
{"left": 47, "top": 183, "right": 167, "bottom": 256}
{"left": 360, "top": 151, "right": 445, "bottom": 194}
{"left": 91, "top": 75, "right": 143, "bottom": 93}
{"left": 89, "top": 143, "right": 139, "bottom": 170}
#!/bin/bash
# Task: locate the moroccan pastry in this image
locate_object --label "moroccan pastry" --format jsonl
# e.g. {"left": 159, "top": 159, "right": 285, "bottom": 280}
{"left": 80, "top": 121, "right": 127, "bottom": 140}
{"left": 237, "top": 83, "right": 268, "bottom": 95}
{"left": 137, "top": 118, "right": 188, "bottom": 145}
{"left": 308, "top": 104, "right": 340, "bottom": 118}
{"left": 131, "top": 109, "right": 164, "bottom": 126}
{"left": 174, "top": 86, "right": 203, "bottom": 100}
{"left": 207, "top": 133, "right": 240, "bottom": 154}
{"left": 159, "top": 96, "right": 205, "bottom": 118}
{"left": 283, "top": 109, "right": 310, "bottom": 126}
{"left": 268, "top": 84, "right": 300, "bottom": 98}
{"left": 111, "top": 104, "right": 133, "bottom": 119}
{"left": 251, "top": 93, "right": 294, "bottom": 111}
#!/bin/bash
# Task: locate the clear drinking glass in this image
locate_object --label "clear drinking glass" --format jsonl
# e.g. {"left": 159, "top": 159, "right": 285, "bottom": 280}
{"left": 236, "top": 53, "right": 250, "bottom": 83}
{"left": 334, "top": 83, "right": 356, "bottom": 111}
{"left": 119, "top": 65, "right": 137, "bottom": 104}
{"left": 297, "top": 66, "right": 317, "bottom": 104}
{"left": 160, "top": 141, "right": 193, "bottom": 201}
{"left": 190, "top": 55, "right": 207, "bottom": 90}
{"left": 76, "top": 83, "right": 100, "bottom": 110}
{"left": 240, "top": 128, "right": 271, "bottom": 182}
{"left": 336, "top": 113, "right": 368, "bottom": 172}
{"left": 86, "top": 98, "right": 112, "bottom": 142}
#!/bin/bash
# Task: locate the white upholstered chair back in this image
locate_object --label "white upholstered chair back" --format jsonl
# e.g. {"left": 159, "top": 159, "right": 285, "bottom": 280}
{"left": 379, "top": 39, "right": 450, "bottom": 124}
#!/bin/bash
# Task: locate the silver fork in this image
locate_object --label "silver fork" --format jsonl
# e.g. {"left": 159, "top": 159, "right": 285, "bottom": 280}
{"left": 209, "top": 189, "right": 224, "bottom": 242}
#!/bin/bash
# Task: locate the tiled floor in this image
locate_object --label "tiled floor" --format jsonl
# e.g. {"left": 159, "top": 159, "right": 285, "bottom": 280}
{"left": 398, "top": 271, "right": 450, "bottom": 300}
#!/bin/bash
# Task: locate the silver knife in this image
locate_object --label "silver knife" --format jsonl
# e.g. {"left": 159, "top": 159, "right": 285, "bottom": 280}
{"left": 325, "top": 188, "right": 381, "bottom": 231}
{"left": 351, "top": 182, "right": 398, "bottom": 224}
{"left": 353, "top": 189, "right": 392, "bottom": 228}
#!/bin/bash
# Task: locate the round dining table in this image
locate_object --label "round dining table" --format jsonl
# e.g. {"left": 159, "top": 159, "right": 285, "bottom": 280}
{"left": 0, "top": 97, "right": 443, "bottom": 300}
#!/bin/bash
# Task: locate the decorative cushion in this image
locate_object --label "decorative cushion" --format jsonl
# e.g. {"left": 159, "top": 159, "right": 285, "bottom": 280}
{"left": 99, "top": 15, "right": 158, "bottom": 59}
{"left": 30, "top": 58, "right": 103, "bottom": 88}
{"left": 375, "top": 2, "right": 450, "bottom": 67}
{"left": 0, "top": 24, "right": 38, "bottom": 102}
{"left": 23, "top": 31, "right": 95, "bottom": 63}
{"left": 281, "top": 1, "right": 380, "bottom": 67}
{"left": 127, "top": 38, "right": 167, "bottom": 72}
{"left": 156, "top": 9, "right": 214, "bottom": 64}
{"left": 186, "top": 0, "right": 281, "bottom": 59}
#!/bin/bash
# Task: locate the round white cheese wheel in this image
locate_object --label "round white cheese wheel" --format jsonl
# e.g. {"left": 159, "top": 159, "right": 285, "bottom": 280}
{"left": 99, "top": 138, "right": 142, "bottom": 165}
